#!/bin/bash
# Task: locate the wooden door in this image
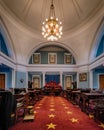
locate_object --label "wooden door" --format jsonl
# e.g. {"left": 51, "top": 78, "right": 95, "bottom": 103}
{"left": 33, "top": 77, "right": 40, "bottom": 88}
{"left": 99, "top": 75, "right": 104, "bottom": 90}
{"left": 0, "top": 74, "right": 5, "bottom": 89}
{"left": 65, "top": 76, "right": 72, "bottom": 89}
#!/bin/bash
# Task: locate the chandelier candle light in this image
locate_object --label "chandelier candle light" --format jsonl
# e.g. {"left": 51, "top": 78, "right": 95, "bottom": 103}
{"left": 42, "top": 0, "right": 63, "bottom": 41}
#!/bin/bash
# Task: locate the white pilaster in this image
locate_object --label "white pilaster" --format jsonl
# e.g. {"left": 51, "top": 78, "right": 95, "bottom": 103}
{"left": 89, "top": 70, "right": 93, "bottom": 90}
{"left": 77, "top": 72, "right": 79, "bottom": 88}
{"left": 60, "top": 72, "right": 62, "bottom": 86}
{"left": 12, "top": 69, "right": 16, "bottom": 94}
{"left": 43, "top": 72, "right": 46, "bottom": 87}
{"left": 12, "top": 69, "right": 15, "bottom": 89}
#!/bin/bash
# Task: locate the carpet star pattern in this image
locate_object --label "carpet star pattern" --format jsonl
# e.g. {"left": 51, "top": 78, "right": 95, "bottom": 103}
{"left": 48, "top": 114, "right": 55, "bottom": 118}
{"left": 89, "top": 114, "right": 94, "bottom": 119}
{"left": 98, "top": 123, "right": 104, "bottom": 128}
{"left": 35, "top": 106, "right": 40, "bottom": 109}
{"left": 50, "top": 105, "right": 54, "bottom": 107}
{"left": 10, "top": 96, "right": 102, "bottom": 130}
{"left": 47, "top": 123, "right": 56, "bottom": 129}
{"left": 64, "top": 107, "right": 68, "bottom": 109}
{"left": 50, "top": 108, "right": 55, "bottom": 111}
{"left": 70, "top": 118, "right": 79, "bottom": 123}
{"left": 34, "top": 111, "right": 38, "bottom": 114}
{"left": 38, "top": 103, "right": 43, "bottom": 106}
{"left": 67, "top": 111, "right": 72, "bottom": 114}
{"left": 62, "top": 104, "right": 66, "bottom": 106}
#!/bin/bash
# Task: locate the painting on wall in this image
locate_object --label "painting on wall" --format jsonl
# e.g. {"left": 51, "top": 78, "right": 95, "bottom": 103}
{"left": 79, "top": 73, "right": 87, "bottom": 81}
{"left": 64, "top": 53, "right": 72, "bottom": 64}
{"left": 48, "top": 53, "right": 57, "bottom": 64}
{"left": 33, "top": 53, "right": 40, "bottom": 64}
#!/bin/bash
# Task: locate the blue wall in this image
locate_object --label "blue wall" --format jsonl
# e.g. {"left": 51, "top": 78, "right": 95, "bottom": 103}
{"left": 15, "top": 71, "right": 26, "bottom": 88}
{"left": 78, "top": 72, "right": 89, "bottom": 89}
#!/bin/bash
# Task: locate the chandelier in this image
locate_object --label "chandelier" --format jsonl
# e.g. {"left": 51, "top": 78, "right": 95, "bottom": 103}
{"left": 42, "top": 0, "right": 63, "bottom": 41}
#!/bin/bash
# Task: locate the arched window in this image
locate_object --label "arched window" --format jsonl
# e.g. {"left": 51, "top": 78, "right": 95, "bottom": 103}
{"left": 96, "top": 35, "right": 104, "bottom": 57}
{"left": 0, "top": 32, "right": 9, "bottom": 56}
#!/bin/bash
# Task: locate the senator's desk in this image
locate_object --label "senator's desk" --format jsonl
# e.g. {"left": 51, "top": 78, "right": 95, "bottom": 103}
{"left": 15, "top": 93, "right": 28, "bottom": 121}
{"left": 94, "top": 100, "right": 104, "bottom": 123}
{"left": 70, "top": 90, "right": 81, "bottom": 105}
{"left": 28, "top": 89, "right": 42, "bottom": 103}
{"left": 80, "top": 92, "right": 104, "bottom": 113}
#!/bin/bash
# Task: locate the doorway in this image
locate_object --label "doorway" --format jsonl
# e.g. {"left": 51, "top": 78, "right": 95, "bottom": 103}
{"left": 0, "top": 74, "right": 5, "bottom": 89}
{"left": 33, "top": 76, "right": 41, "bottom": 88}
{"left": 64, "top": 75, "right": 72, "bottom": 89}
{"left": 99, "top": 75, "right": 104, "bottom": 90}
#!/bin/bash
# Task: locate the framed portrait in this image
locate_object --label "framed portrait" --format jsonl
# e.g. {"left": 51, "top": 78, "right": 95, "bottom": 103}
{"left": 33, "top": 53, "right": 40, "bottom": 64}
{"left": 79, "top": 73, "right": 87, "bottom": 81}
{"left": 64, "top": 53, "right": 72, "bottom": 64}
{"left": 48, "top": 53, "right": 57, "bottom": 64}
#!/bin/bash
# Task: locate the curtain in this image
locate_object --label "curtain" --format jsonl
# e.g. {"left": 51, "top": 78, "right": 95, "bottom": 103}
{"left": 45, "top": 75, "right": 60, "bottom": 84}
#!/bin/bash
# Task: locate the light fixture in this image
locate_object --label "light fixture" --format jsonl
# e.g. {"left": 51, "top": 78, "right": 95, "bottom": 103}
{"left": 42, "top": 0, "right": 63, "bottom": 41}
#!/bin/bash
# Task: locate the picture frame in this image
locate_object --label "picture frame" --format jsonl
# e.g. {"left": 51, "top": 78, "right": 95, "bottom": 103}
{"left": 48, "top": 53, "right": 57, "bottom": 64}
{"left": 64, "top": 53, "right": 72, "bottom": 64}
{"left": 33, "top": 53, "right": 40, "bottom": 64}
{"left": 79, "top": 73, "right": 87, "bottom": 81}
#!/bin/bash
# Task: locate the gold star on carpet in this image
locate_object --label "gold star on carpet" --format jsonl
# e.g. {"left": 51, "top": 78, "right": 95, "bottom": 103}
{"left": 50, "top": 105, "right": 54, "bottom": 107}
{"left": 70, "top": 118, "right": 79, "bottom": 123}
{"left": 89, "top": 114, "right": 94, "bottom": 119}
{"left": 98, "top": 123, "right": 104, "bottom": 128}
{"left": 34, "top": 111, "right": 37, "bottom": 114}
{"left": 64, "top": 107, "right": 68, "bottom": 109}
{"left": 67, "top": 111, "right": 72, "bottom": 114}
{"left": 38, "top": 103, "right": 43, "bottom": 106}
{"left": 47, "top": 123, "right": 57, "bottom": 129}
{"left": 48, "top": 114, "right": 55, "bottom": 118}
{"left": 35, "top": 106, "right": 40, "bottom": 109}
{"left": 50, "top": 108, "right": 55, "bottom": 111}
{"left": 50, "top": 103, "right": 54, "bottom": 105}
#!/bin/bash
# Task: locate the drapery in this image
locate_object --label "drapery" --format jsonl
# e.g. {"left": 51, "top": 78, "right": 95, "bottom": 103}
{"left": 45, "top": 75, "right": 60, "bottom": 84}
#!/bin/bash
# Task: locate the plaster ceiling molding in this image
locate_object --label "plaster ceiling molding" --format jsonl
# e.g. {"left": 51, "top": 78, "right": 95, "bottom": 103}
{"left": 89, "top": 18, "right": 104, "bottom": 63}
{"left": 0, "top": 17, "right": 16, "bottom": 60}
{"left": 0, "top": 0, "right": 104, "bottom": 40}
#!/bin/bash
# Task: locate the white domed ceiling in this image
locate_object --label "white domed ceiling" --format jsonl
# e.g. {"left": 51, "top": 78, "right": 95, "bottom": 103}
{"left": 1, "top": 0, "right": 103, "bottom": 34}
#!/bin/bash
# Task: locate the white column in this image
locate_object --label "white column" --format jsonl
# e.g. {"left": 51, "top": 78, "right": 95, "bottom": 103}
{"left": 26, "top": 71, "right": 28, "bottom": 92}
{"left": 12, "top": 69, "right": 16, "bottom": 94}
{"left": 77, "top": 72, "right": 79, "bottom": 88}
{"left": 60, "top": 72, "right": 62, "bottom": 86}
{"left": 89, "top": 70, "right": 93, "bottom": 90}
{"left": 43, "top": 72, "right": 46, "bottom": 87}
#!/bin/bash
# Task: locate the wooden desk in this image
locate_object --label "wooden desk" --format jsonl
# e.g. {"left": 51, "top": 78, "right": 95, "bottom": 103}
{"left": 15, "top": 93, "right": 28, "bottom": 122}
{"left": 70, "top": 90, "right": 81, "bottom": 104}
{"left": 80, "top": 92, "right": 104, "bottom": 113}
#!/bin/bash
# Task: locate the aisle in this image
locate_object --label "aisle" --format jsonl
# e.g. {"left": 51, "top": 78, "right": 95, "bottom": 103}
{"left": 9, "top": 96, "right": 104, "bottom": 130}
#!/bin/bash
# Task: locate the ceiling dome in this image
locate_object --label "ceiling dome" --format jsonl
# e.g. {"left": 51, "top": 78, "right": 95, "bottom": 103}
{"left": 1, "top": 0, "right": 103, "bottom": 34}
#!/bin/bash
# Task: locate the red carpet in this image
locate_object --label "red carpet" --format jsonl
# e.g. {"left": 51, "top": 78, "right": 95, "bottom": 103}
{"left": 9, "top": 96, "right": 104, "bottom": 130}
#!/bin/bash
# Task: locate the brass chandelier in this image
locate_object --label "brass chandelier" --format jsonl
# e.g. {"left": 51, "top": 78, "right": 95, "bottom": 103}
{"left": 42, "top": 0, "right": 63, "bottom": 41}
